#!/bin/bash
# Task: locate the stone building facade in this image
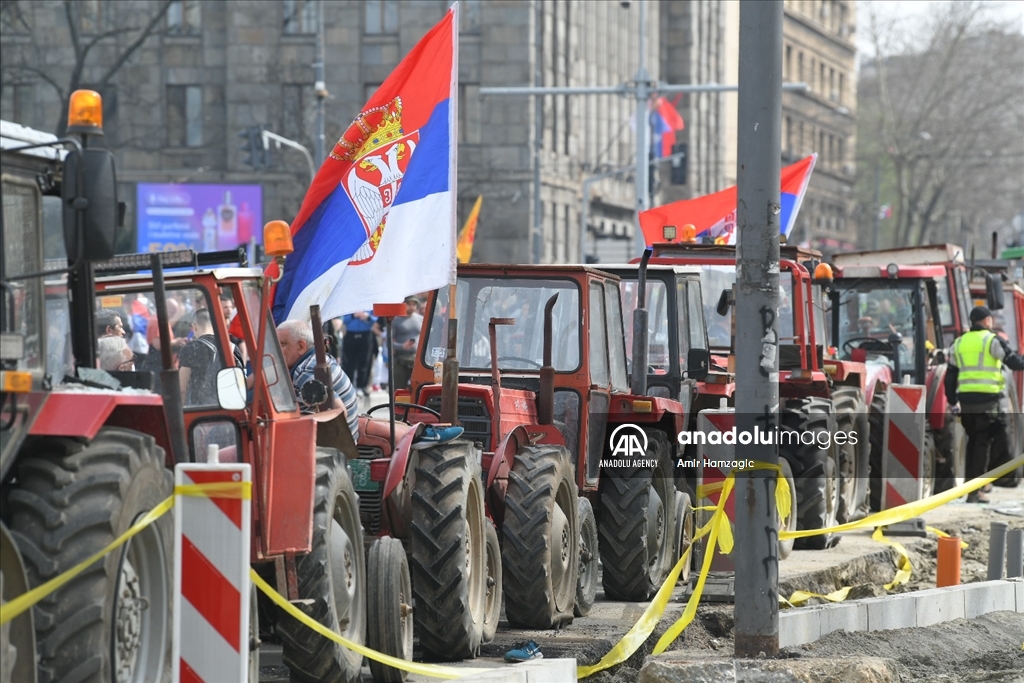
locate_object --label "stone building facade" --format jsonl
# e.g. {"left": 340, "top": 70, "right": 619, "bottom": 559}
{"left": 0, "top": 0, "right": 857, "bottom": 262}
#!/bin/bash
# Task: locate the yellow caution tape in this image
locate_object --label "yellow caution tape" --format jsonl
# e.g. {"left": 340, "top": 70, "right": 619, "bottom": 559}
{"left": 251, "top": 570, "right": 485, "bottom": 679}
{"left": 0, "top": 481, "right": 250, "bottom": 626}
{"left": 872, "top": 527, "right": 912, "bottom": 590}
{"left": 927, "top": 525, "right": 969, "bottom": 550}
{"left": 786, "top": 586, "right": 853, "bottom": 606}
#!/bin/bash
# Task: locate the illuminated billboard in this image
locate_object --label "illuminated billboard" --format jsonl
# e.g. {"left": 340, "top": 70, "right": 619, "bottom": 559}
{"left": 136, "top": 183, "right": 263, "bottom": 253}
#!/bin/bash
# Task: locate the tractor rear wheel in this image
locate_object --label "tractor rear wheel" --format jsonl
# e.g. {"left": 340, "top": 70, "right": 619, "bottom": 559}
{"left": 673, "top": 492, "right": 694, "bottom": 584}
{"left": 502, "top": 444, "right": 579, "bottom": 629}
{"left": 1, "top": 523, "right": 35, "bottom": 683}
{"left": 778, "top": 459, "right": 798, "bottom": 560}
{"left": 367, "top": 536, "right": 412, "bottom": 682}
{"left": 482, "top": 520, "right": 502, "bottom": 643}
{"left": 781, "top": 397, "right": 839, "bottom": 550}
{"left": 599, "top": 430, "right": 676, "bottom": 601}
{"left": 8, "top": 429, "right": 173, "bottom": 683}
{"left": 832, "top": 386, "right": 870, "bottom": 522}
{"left": 574, "top": 497, "right": 598, "bottom": 617}
{"left": 278, "top": 448, "right": 366, "bottom": 683}
{"left": 409, "top": 440, "right": 486, "bottom": 660}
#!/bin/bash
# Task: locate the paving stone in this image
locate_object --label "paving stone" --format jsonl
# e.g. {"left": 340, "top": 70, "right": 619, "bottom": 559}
{"left": 913, "top": 587, "right": 965, "bottom": 627}
{"left": 863, "top": 595, "right": 917, "bottom": 632}
{"left": 962, "top": 580, "right": 1017, "bottom": 618}
{"left": 779, "top": 607, "right": 822, "bottom": 648}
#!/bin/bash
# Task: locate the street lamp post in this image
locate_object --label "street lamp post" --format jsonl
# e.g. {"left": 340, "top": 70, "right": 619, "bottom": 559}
{"left": 260, "top": 129, "right": 317, "bottom": 185}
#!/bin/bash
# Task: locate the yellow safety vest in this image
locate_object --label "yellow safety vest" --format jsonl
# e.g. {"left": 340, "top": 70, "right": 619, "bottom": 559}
{"left": 952, "top": 330, "right": 1003, "bottom": 395}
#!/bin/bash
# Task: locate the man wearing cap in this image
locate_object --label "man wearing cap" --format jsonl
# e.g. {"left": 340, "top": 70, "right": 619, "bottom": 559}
{"left": 945, "top": 305, "right": 1024, "bottom": 502}
{"left": 392, "top": 296, "right": 424, "bottom": 390}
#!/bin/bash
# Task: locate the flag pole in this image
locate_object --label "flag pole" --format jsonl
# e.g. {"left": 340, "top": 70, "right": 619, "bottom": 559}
{"left": 440, "top": 282, "right": 459, "bottom": 425}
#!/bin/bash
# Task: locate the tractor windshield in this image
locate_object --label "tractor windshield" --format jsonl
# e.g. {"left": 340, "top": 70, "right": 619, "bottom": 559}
{"left": 832, "top": 281, "right": 918, "bottom": 370}
{"left": 424, "top": 277, "right": 581, "bottom": 372}
{"left": 619, "top": 278, "right": 671, "bottom": 372}
{"left": 974, "top": 294, "right": 1018, "bottom": 350}
{"left": 698, "top": 265, "right": 795, "bottom": 350}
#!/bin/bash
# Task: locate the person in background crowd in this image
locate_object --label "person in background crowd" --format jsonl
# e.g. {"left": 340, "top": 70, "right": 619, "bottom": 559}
{"left": 97, "top": 336, "right": 134, "bottom": 372}
{"left": 392, "top": 295, "right": 424, "bottom": 390}
{"left": 178, "top": 309, "right": 223, "bottom": 407}
{"left": 96, "top": 308, "right": 125, "bottom": 338}
{"left": 945, "top": 305, "right": 1024, "bottom": 502}
{"left": 278, "top": 319, "right": 360, "bottom": 442}
{"left": 220, "top": 291, "right": 237, "bottom": 325}
{"left": 342, "top": 310, "right": 378, "bottom": 396}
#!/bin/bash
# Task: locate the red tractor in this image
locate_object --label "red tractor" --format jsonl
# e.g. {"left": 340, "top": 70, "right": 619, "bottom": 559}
{"left": 2, "top": 96, "right": 382, "bottom": 683}
{"left": 643, "top": 242, "right": 876, "bottom": 545}
{"left": 396, "top": 264, "right": 695, "bottom": 621}
{"left": 830, "top": 244, "right": 1001, "bottom": 505}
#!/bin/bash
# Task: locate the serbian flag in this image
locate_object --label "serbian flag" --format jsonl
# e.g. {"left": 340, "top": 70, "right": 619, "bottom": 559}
{"left": 456, "top": 195, "right": 482, "bottom": 264}
{"left": 651, "top": 96, "right": 684, "bottom": 158}
{"left": 269, "top": 6, "right": 458, "bottom": 322}
{"left": 639, "top": 154, "right": 816, "bottom": 245}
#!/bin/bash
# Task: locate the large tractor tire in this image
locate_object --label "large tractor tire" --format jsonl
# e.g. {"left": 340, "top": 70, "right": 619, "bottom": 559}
{"left": 672, "top": 492, "right": 694, "bottom": 583}
{"left": 780, "top": 397, "right": 840, "bottom": 550}
{"left": 1, "top": 523, "right": 35, "bottom": 683}
{"left": 574, "top": 497, "right": 598, "bottom": 617}
{"left": 278, "top": 448, "right": 366, "bottom": 683}
{"left": 832, "top": 386, "right": 870, "bottom": 523}
{"left": 367, "top": 536, "right": 413, "bottom": 683}
{"left": 7, "top": 429, "right": 173, "bottom": 683}
{"left": 502, "top": 444, "right": 579, "bottom": 629}
{"left": 868, "top": 388, "right": 887, "bottom": 512}
{"left": 409, "top": 440, "right": 486, "bottom": 660}
{"left": 598, "top": 429, "right": 676, "bottom": 601}
{"left": 778, "top": 459, "right": 798, "bottom": 560}
{"left": 482, "top": 520, "right": 502, "bottom": 643}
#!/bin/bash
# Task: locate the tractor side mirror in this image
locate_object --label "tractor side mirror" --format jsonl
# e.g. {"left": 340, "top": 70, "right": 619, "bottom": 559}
{"left": 61, "top": 148, "right": 120, "bottom": 262}
{"left": 716, "top": 288, "right": 732, "bottom": 317}
{"left": 985, "top": 273, "right": 1005, "bottom": 311}
{"left": 687, "top": 348, "right": 710, "bottom": 382}
{"left": 300, "top": 378, "right": 328, "bottom": 407}
{"left": 216, "top": 367, "right": 247, "bottom": 411}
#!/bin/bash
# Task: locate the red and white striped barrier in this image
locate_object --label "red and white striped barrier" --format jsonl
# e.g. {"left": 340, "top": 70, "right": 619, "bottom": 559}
{"left": 881, "top": 384, "right": 927, "bottom": 510}
{"left": 696, "top": 408, "right": 736, "bottom": 572}
{"left": 173, "top": 463, "right": 251, "bottom": 683}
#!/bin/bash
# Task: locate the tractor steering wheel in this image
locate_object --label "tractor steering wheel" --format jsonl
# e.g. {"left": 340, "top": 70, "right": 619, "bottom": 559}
{"left": 496, "top": 356, "right": 543, "bottom": 369}
{"left": 366, "top": 402, "right": 442, "bottom": 421}
{"left": 842, "top": 337, "right": 894, "bottom": 356}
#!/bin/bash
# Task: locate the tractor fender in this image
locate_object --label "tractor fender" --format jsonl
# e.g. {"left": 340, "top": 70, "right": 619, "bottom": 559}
{"left": 863, "top": 362, "right": 893, "bottom": 407}
{"left": 28, "top": 391, "right": 173, "bottom": 464}
{"left": 488, "top": 425, "right": 529, "bottom": 492}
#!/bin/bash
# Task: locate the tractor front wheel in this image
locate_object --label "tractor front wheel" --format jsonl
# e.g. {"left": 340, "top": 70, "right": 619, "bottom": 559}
{"left": 502, "top": 444, "right": 579, "bottom": 629}
{"left": 367, "top": 536, "right": 413, "bottom": 682}
{"left": 277, "top": 448, "right": 366, "bottom": 683}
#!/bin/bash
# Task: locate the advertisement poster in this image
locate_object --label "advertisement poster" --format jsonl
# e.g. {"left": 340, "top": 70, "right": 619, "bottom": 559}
{"left": 136, "top": 183, "right": 263, "bottom": 253}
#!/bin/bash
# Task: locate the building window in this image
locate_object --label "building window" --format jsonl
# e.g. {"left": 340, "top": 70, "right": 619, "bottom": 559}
{"left": 282, "top": 84, "right": 305, "bottom": 143}
{"left": 76, "top": 0, "right": 100, "bottom": 32}
{"left": 1, "top": 83, "right": 34, "bottom": 124}
{"left": 838, "top": 136, "right": 846, "bottom": 165}
{"left": 365, "top": 0, "right": 398, "bottom": 35}
{"left": 0, "top": 1, "right": 31, "bottom": 33}
{"left": 167, "top": 85, "right": 202, "bottom": 147}
{"left": 785, "top": 116, "right": 792, "bottom": 154}
{"left": 784, "top": 45, "right": 792, "bottom": 79}
{"left": 167, "top": 0, "right": 200, "bottom": 35}
{"left": 797, "top": 52, "right": 804, "bottom": 83}
{"left": 838, "top": 73, "right": 844, "bottom": 105}
{"left": 459, "top": 83, "right": 481, "bottom": 144}
{"left": 283, "top": 0, "right": 317, "bottom": 34}
{"left": 462, "top": 0, "right": 481, "bottom": 33}
{"left": 820, "top": 63, "right": 827, "bottom": 96}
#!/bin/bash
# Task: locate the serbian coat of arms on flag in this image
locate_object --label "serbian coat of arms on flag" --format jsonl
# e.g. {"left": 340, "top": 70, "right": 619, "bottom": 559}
{"left": 271, "top": 6, "right": 458, "bottom": 322}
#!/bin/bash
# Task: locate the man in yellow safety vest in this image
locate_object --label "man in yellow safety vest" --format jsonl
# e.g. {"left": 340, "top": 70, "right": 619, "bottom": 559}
{"left": 945, "top": 306, "right": 1024, "bottom": 502}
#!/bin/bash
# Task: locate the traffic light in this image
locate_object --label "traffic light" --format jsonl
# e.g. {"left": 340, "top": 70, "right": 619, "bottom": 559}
{"left": 670, "top": 143, "right": 688, "bottom": 185}
{"left": 238, "top": 126, "right": 271, "bottom": 169}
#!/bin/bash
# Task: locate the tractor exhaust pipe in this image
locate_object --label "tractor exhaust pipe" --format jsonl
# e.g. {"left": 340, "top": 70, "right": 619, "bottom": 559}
{"left": 488, "top": 317, "right": 515, "bottom": 431}
{"left": 537, "top": 294, "right": 559, "bottom": 425}
{"left": 151, "top": 253, "right": 189, "bottom": 464}
{"left": 631, "top": 248, "right": 653, "bottom": 397}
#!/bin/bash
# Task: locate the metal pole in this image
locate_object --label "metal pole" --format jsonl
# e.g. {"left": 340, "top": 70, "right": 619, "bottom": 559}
{"left": 734, "top": 0, "right": 783, "bottom": 659}
{"left": 581, "top": 180, "right": 590, "bottom": 263}
{"left": 532, "top": 0, "right": 543, "bottom": 264}
{"left": 1007, "top": 528, "right": 1023, "bottom": 579}
{"left": 634, "top": 0, "right": 650, "bottom": 256}
{"left": 314, "top": 0, "right": 326, "bottom": 166}
{"left": 988, "top": 521, "right": 1007, "bottom": 581}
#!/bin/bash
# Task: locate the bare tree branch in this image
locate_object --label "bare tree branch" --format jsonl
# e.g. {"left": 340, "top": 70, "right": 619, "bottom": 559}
{"left": 98, "top": 0, "right": 174, "bottom": 87}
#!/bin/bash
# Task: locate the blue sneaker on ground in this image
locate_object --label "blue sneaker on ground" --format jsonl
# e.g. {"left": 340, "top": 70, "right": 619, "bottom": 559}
{"left": 411, "top": 425, "right": 464, "bottom": 450}
{"left": 504, "top": 641, "right": 543, "bottom": 663}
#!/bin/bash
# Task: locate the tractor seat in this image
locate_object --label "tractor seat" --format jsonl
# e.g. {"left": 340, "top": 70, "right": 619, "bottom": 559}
{"left": 850, "top": 348, "right": 868, "bottom": 363}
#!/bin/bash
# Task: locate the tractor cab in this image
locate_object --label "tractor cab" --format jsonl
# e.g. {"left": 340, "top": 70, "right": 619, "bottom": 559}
{"left": 598, "top": 264, "right": 709, "bottom": 403}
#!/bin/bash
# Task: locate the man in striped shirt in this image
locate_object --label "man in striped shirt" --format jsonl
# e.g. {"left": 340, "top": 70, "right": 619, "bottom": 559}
{"left": 278, "top": 319, "right": 360, "bottom": 442}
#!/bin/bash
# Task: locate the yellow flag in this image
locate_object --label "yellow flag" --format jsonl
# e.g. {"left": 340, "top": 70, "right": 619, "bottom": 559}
{"left": 456, "top": 195, "right": 482, "bottom": 264}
